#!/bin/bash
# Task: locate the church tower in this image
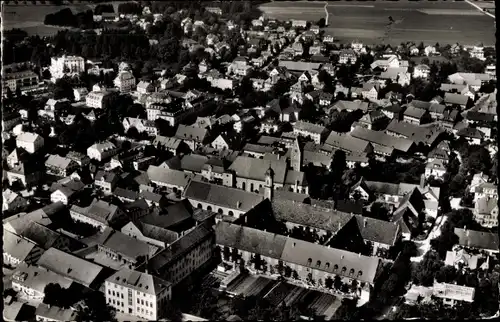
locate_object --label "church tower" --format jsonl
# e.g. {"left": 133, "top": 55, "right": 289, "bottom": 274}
{"left": 264, "top": 165, "right": 274, "bottom": 201}
{"left": 290, "top": 137, "right": 302, "bottom": 172}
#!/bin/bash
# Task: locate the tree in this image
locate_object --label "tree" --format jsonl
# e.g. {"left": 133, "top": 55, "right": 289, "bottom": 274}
{"left": 333, "top": 275, "right": 342, "bottom": 290}
{"left": 75, "top": 291, "right": 116, "bottom": 322}
{"left": 325, "top": 276, "right": 334, "bottom": 289}
{"left": 333, "top": 298, "right": 358, "bottom": 320}
{"left": 317, "top": 18, "right": 326, "bottom": 28}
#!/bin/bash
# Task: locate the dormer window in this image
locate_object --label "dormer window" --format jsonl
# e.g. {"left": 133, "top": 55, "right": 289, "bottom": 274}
{"left": 325, "top": 262, "right": 330, "bottom": 269}
{"left": 358, "top": 271, "right": 363, "bottom": 277}
{"left": 333, "top": 264, "right": 338, "bottom": 272}
{"left": 341, "top": 267, "right": 346, "bottom": 274}
{"left": 316, "top": 260, "right": 321, "bottom": 267}
{"left": 307, "top": 258, "right": 312, "bottom": 265}
{"left": 349, "top": 268, "right": 355, "bottom": 276}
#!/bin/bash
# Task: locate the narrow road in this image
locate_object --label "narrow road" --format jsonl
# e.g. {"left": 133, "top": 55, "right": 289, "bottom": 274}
{"left": 323, "top": 1, "right": 329, "bottom": 26}
{"left": 464, "top": 0, "right": 495, "bottom": 19}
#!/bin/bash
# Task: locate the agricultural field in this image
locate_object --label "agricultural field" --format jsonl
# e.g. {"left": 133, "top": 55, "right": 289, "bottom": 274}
{"left": 260, "top": 1, "right": 495, "bottom": 46}
{"left": 2, "top": 1, "right": 125, "bottom": 36}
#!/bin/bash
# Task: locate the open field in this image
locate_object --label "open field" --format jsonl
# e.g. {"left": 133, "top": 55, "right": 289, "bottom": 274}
{"left": 2, "top": 2, "right": 126, "bottom": 36}
{"left": 260, "top": 1, "right": 495, "bottom": 46}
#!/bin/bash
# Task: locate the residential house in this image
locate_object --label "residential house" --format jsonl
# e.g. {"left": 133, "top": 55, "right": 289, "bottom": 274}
{"left": 407, "top": 100, "right": 446, "bottom": 121}
{"left": 324, "top": 132, "right": 374, "bottom": 155}
{"left": 6, "top": 163, "right": 43, "bottom": 188}
{"left": 174, "top": 125, "right": 209, "bottom": 151}
{"left": 85, "top": 90, "right": 113, "bottom": 109}
{"left": 381, "top": 104, "right": 404, "bottom": 120}
{"left": 16, "top": 132, "right": 44, "bottom": 154}
{"left": 474, "top": 196, "right": 498, "bottom": 228}
{"left": 136, "top": 81, "right": 154, "bottom": 95}
{"left": 454, "top": 228, "right": 499, "bottom": 254}
{"left": 35, "top": 304, "right": 77, "bottom": 322}
{"left": 370, "top": 55, "right": 402, "bottom": 70}
{"left": 358, "top": 110, "right": 387, "bottom": 130}
{"left": 153, "top": 136, "right": 185, "bottom": 155}
{"left": 50, "top": 179, "right": 85, "bottom": 205}
{"left": 3, "top": 230, "right": 44, "bottom": 268}
{"left": 323, "top": 34, "right": 335, "bottom": 43}
{"left": 123, "top": 118, "right": 158, "bottom": 136}
{"left": 445, "top": 248, "right": 489, "bottom": 271}
{"left": 361, "top": 83, "right": 379, "bottom": 101}
{"left": 339, "top": 49, "right": 357, "bottom": 65}
{"left": 45, "top": 154, "right": 79, "bottom": 177}
{"left": 331, "top": 100, "right": 369, "bottom": 114}
{"left": 433, "top": 282, "right": 475, "bottom": 307}
{"left": 403, "top": 106, "right": 429, "bottom": 125}
{"left": 69, "top": 200, "right": 124, "bottom": 233}
{"left": 448, "top": 72, "right": 492, "bottom": 90}
{"left": 293, "top": 121, "right": 329, "bottom": 144}
{"left": 11, "top": 264, "right": 74, "bottom": 302}
{"left": 2, "top": 188, "right": 28, "bottom": 212}
{"left": 444, "top": 93, "right": 470, "bottom": 109}
{"left": 87, "top": 141, "right": 119, "bottom": 162}
{"left": 211, "top": 134, "right": 232, "bottom": 150}
{"left": 469, "top": 44, "right": 485, "bottom": 61}
{"left": 105, "top": 268, "right": 172, "bottom": 320}
{"left": 380, "top": 68, "right": 411, "bottom": 86}
{"left": 456, "top": 127, "right": 484, "bottom": 145}
{"left": 73, "top": 87, "right": 88, "bottom": 102}
{"left": 291, "top": 20, "right": 307, "bottom": 28}
{"left": 424, "top": 45, "right": 436, "bottom": 56}
{"left": 424, "top": 159, "right": 447, "bottom": 180}
{"left": 147, "top": 166, "right": 194, "bottom": 193}
{"left": 94, "top": 170, "right": 119, "bottom": 193}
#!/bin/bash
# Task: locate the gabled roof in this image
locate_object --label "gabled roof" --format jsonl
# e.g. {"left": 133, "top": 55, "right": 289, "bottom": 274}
{"left": 183, "top": 180, "right": 264, "bottom": 212}
{"left": 444, "top": 93, "right": 469, "bottom": 106}
{"left": 107, "top": 268, "right": 171, "bottom": 296}
{"left": 147, "top": 165, "right": 194, "bottom": 187}
{"left": 175, "top": 124, "right": 208, "bottom": 143}
{"left": 454, "top": 228, "right": 499, "bottom": 251}
{"left": 404, "top": 106, "right": 427, "bottom": 119}
{"left": 271, "top": 199, "right": 353, "bottom": 234}
{"left": 293, "top": 121, "right": 327, "bottom": 135}
{"left": 229, "top": 156, "right": 288, "bottom": 184}
{"left": 350, "top": 126, "right": 414, "bottom": 152}
{"left": 333, "top": 100, "right": 369, "bottom": 113}
{"left": 37, "top": 248, "right": 103, "bottom": 287}
{"left": 100, "top": 230, "right": 150, "bottom": 261}
{"left": 35, "top": 304, "right": 77, "bottom": 321}
{"left": 3, "top": 229, "right": 38, "bottom": 261}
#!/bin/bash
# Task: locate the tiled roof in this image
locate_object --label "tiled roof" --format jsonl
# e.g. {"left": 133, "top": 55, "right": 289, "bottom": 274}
{"left": 11, "top": 264, "right": 73, "bottom": 293}
{"left": 3, "top": 230, "right": 38, "bottom": 261}
{"left": 101, "top": 230, "right": 150, "bottom": 261}
{"left": 354, "top": 215, "right": 400, "bottom": 246}
{"left": 454, "top": 228, "right": 499, "bottom": 251}
{"left": 324, "top": 131, "right": 371, "bottom": 153}
{"left": 333, "top": 100, "right": 369, "bottom": 113}
{"left": 229, "top": 156, "right": 288, "bottom": 184}
{"left": 180, "top": 154, "right": 209, "bottom": 173}
{"left": 175, "top": 124, "right": 208, "bottom": 143}
{"left": 271, "top": 199, "right": 353, "bottom": 234}
{"left": 141, "top": 200, "right": 193, "bottom": 229}
{"left": 147, "top": 166, "right": 194, "bottom": 187}
{"left": 35, "top": 304, "right": 77, "bottom": 321}
{"left": 183, "top": 180, "right": 264, "bottom": 212}
{"left": 107, "top": 268, "right": 171, "bottom": 296}
{"left": 350, "top": 126, "right": 414, "bottom": 152}
{"left": 444, "top": 93, "right": 469, "bottom": 105}
{"left": 37, "top": 248, "right": 103, "bottom": 287}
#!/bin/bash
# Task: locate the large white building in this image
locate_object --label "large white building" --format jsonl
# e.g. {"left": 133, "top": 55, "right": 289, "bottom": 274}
{"left": 105, "top": 268, "right": 172, "bottom": 320}
{"left": 85, "top": 91, "right": 112, "bottom": 109}
{"left": 49, "top": 55, "right": 85, "bottom": 82}
{"left": 114, "top": 70, "right": 136, "bottom": 92}
{"left": 87, "top": 141, "right": 118, "bottom": 161}
{"left": 16, "top": 132, "right": 44, "bottom": 153}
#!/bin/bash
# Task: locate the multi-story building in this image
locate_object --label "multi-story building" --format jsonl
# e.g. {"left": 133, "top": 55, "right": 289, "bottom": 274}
{"left": 3, "top": 230, "right": 44, "bottom": 268}
{"left": 3, "top": 70, "right": 39, "bottom": 93}
{"left": 148, "top": 222, "right": 214, "bottom": 285}
{"left": 49, "top": 55, "right": 85, "bottom": 82}
{"left": 293, "top": 121, "right": 329, "bottom": 144}
{"left": 16, "top": 132, "right": 44, "bottom": 153}
{"left": 85, "top": 91, "right": 112, "bottom": 109}
{"left": 216, "top": 222, "right": 379, "bottom": 303}
{"left": 123, "top": 118, "right": 158, "bottom": 136}
{"left": 114, "top": 70, "right": 136, "bottom": 93}
{"left": 70, "top": 199, "right": 125, "bottom": 231}
{"left": 45, "top": 154, "right": 79, "bottom": 177}
{"left": 105, "top": 268, "right": 172, "bottom": 320}
{"left": 87, "top": 141, "right": 119, "bottom": 161}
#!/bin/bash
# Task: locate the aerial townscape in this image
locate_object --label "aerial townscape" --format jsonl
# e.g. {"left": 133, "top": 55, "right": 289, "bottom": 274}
{"left": 1, "top": 0, "right": 498, "bottom": 321}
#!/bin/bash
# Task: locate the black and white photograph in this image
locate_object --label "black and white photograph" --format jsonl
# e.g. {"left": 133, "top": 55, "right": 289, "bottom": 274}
{"left": 1, "top": 0, "right": 498, "bottom": 321}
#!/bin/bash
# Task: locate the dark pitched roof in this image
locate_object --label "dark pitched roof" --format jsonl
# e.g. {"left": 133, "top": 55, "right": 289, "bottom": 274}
{"left": 454, "top": 228, "right": 499, "bottom": 251}
{"left": 354, "top": 215, "right": 400, "bottom": 246}
{"left": 141, "top": 200, "right": 193, "bottom": 229}
{"left": 271, "top": 199, "right": 353, "bottom": 234}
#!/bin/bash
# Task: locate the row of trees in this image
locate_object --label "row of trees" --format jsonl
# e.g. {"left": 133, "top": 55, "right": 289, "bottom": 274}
{"left": 44, "top": 8, "right": 94, "bottom": 29}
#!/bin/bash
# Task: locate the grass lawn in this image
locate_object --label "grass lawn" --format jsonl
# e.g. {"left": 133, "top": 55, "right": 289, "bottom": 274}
{"left": 259, "top": 0, "right": 495, "bottom": 46}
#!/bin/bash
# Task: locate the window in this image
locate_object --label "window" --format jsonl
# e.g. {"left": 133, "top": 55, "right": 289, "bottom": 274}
{"left": 358, "top": 271, "right": 363, "bottom": 277}
{"left": 218, "top": 208, "right": 223, "bottom": 214}
{"left": 307, "top": 258, "right": 312, "bottom": 265}
{"left": 112, "top": 291, "right": 115, "bottom": 296}
{"left": 121, "top": 293, "right": 124, "bottom": 299}
{"left": 349, "top": 268, "right": 355, "bottom": 276}
{"left": 141, "top": 299, "right": 144, "bottom": 305}
{"left": 207, "top": 206, "right": 212, "bottom": 211}
{"left": 316, "top": 260, "right": 321, "bottom": 267}
{"left": 229, "top": 211, "right": 234, "bottom": 217}
{"left": 197, "top": 203, "right": 202, "bottom": 209}
{"left": 341, "top": 267, "right": 346, "bottom": 274}
{"left": 325, "top": 262, "right": 330, "bottom": 269}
